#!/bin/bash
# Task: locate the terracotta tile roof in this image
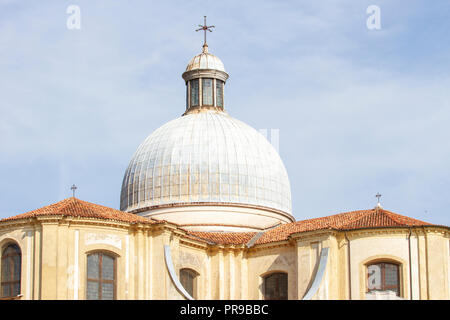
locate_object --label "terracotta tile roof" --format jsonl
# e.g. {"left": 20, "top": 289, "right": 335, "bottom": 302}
{"left": 255, "top": 207, "right": 434, "bottom": 245}
{"left": 180, "top": 208, "right": 434, "bottom": 246}
{"left": 186, "top": 231, "right": 257, "bottom": 245}
{"left": 1, "top": 197, "right": 160, "bottom": 225}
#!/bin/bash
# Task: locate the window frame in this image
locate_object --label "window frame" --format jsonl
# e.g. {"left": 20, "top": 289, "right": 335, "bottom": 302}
{"left": 216, "top": 79, "right": 224, "bottom": 108}
{"left": 179, "top": 268, "right": 198, "bottom": 299}
{"left": 366, "top": 261, "right": 401, "bottom": 296}
{"left": 201, "top": 78, "right": 214, "bottom": 106}
{"left": 86, "top": 251, "right": 117, "bottom": 300}
{"left": 263, "top": 272, "right": 288, "bottom": 300}
{"left": 1, "top": 243, "right": 21, "bottom": 298}
{"left": 190, "top": 79, "right": 199, "bottom": 107}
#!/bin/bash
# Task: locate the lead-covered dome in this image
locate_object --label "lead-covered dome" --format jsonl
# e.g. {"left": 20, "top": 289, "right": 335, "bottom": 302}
{"left": 185, "top": 44, "right": 226, "bottom": 73}
{"left": 120, "top": 38, "right": 293, "bottom": 231}
{"left": 120, "top": 110, "right": 292, "bottom": 216}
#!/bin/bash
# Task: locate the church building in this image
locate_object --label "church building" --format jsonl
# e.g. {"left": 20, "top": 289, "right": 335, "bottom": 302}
{"left": 0, "top": 24, "right": 449, "bottom": 300}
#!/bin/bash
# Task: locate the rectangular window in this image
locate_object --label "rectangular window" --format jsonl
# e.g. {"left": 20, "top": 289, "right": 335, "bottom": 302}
{"left": 202, "top": 78, "right": 213, "bottom": 105}
{"left": 87, "top": 252, "right": 116, "bottom": 300}
{"left": 367, "top": 262, "right": 400, "bottom": 296}
{"left": 264, "top": 273, "right": 288, "bottom": 300}
{"left": 216, "top": 80, "right": 223, "bottom": 107}
{"left": 190, "top": 79, "right": 199, "bottom": 107}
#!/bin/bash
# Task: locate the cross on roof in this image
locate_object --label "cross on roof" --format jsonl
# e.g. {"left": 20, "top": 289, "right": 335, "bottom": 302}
{"left": 71, "top": 184, "right": 77, "bottom": 197}
{"left": 196, "top": 16, "right": 215, "bottom": 47}
{"left": 375, "top": 192, "right": 382, "bottom": 207}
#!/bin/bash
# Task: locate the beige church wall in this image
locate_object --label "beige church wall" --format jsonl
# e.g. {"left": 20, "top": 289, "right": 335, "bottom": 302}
{"left": 349, "top": 232, "right": 410, "bottom": 300}
{"left": 335, "top": 234, "right": 350, "bottom": 300}
{"left": 74, "top": 224, "right": 130, "bottom": 300}
{"left": 0, "top": 218, "right": 176, "bottom": 300}
{"left": 33, "top": 220, "right": 134, "bottom": 300}
{"left": 314, "top": 234, "right": 340, "bottom": 300}
{"left": 345, "top": 228, "right": 449, "bottom": 300}
{"left": 148, "top": 228, "right": 178, "bottom": 299}
{"left": 234, "top": 250, "right": 246, "bottom": 299}
{"left": 208, "top": 248, "right": 221, "bottom": 299}
{"left": 172, "top": 240, "right": 209, "bottom": 299}
{"left": 219, "top": 248, "right": 246, "bottom": 300}
{"left": 292, "top": 232, "right": 340, "bottom": 300}
{"left": 0, "top": 218, "right": 448, "bottom": 300}
{"left": 202, "top": 247, "right": 243, "bottom": 300}
{"left": 246, "top": 245, "right": 297, "bottom": 300}
{"left": 409, "top": 235, "right": 420, "bottom": 299}
{"left": 423, "top": 231, "right": 449, "bottom": 300}
{"left": 347, "top": 230, "right": 418, "bottom": 300}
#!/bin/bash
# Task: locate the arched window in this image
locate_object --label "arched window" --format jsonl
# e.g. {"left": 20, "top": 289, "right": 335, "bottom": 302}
{"left": 180, "top": 268, "right": 198, "bottom": 299}
{"left": 367, "top": 262, "right": 400, "bottom": 296}
{"left": 86, "top": 252, "right": 116, "bottom": 300}
{"left": 264, "top": 272, "right": 288, "bottom": 300}
{"left": 1, "top": 243, "right": 21, "bottom": 298}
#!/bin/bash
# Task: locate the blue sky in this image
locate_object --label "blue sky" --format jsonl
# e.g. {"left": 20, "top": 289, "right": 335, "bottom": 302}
{"left": 1, "top": 0, "right": 449, "bottom": 226}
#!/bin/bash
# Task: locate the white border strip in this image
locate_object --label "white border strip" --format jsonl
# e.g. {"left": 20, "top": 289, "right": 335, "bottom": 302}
{"left": 163, "top": 245, "right": 194, "bottom": 300}
{"left": 302, "top": 247, "right": 329, "bottom": 300}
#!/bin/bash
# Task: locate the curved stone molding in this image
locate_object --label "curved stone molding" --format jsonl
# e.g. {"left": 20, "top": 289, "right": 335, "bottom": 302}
{"left": 302, "top": 247, "right": 329, "bottom": 300}
{"left": 164, "top": 245, "right": 195, "bottom": 300}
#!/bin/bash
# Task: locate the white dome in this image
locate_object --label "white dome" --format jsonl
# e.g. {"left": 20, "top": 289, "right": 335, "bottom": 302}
{"left": 120, "top": 110, "right": 292, "bottom": 216}
{"left": 185, "top": 47, "right": 226, "bottom": 73}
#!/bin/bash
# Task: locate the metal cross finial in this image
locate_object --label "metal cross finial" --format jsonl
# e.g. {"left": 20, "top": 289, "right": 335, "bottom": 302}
{"left": 375, "top": 193, "right": 382, "bottom": 207}
{"left": 71, "top": 184, "right": 77, "bottom": 197}
{"left": 196, "top": 16, "right": 215, "bottom": 47}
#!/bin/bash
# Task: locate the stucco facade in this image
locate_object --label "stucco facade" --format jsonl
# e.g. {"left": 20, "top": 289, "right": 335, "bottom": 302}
{"left": 0, "top": 200, "right": 448, "bottom": 300}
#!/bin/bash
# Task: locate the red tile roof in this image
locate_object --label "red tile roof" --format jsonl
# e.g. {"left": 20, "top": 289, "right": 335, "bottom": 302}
{"left": 1, "top": 197, "right": 160, "bottom": 225}
{"left": 1, "top": 199, "right": 438, "bottom": 247}
{"left": 182, "top": 208, "right": 435, "bottom": 246}
{"left": 255, "top": 207, "right": 434, "bottom": 245}
{"left": 186, "top": 231, "right": 257, "bottom": 245}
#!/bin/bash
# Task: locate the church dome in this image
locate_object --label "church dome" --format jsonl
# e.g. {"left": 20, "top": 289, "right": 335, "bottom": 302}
{"left": 185, "top": 44, "right": 226, "bottom": 73}
{"left": 120, "top": 28, "right": 293, "bottom": 231}
{"left": 120, "top": 110, "right": 292, "bottom": 217}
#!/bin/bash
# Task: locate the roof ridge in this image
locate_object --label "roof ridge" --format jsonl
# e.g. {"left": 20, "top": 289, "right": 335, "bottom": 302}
{"left": 380, "top": 208, "right": 433, "bottom": 226}
{"left": 1, "top": 197, "right": 161, "bottom": 225}
{"left": 291, "top": 208, "right": 374, "bottom": 229}
{"left": 337, "top": 208, "right": 381, "bottom": 229}
{"left": 377, "top": 208, "right": 405, "bottom": 226}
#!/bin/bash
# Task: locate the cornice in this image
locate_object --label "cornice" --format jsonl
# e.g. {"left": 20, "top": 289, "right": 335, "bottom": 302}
{"left": 0, "top": 215, "right": 165, "bottom": 232}
{"left": 181, "top": 69, "right": 229, "bottom": 83}
{"left": 130, "top": 201, "right": 295, "bottom": 222}
{"left": 340, "top": 225, "right": 450, "bottom": 238}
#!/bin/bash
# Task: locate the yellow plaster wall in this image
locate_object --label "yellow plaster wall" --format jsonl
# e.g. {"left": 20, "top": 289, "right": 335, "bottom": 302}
{"left": 246, "top": 245, "right": 297, "bottom": 300}
{"left": 0, "top": 219, "right": 448, "bottom": 300}
{"left": 425, "top": 232, "right": 449, "bottom": 299}
{"left": 348, "top": 232, "right": 411, "bottom": 300}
